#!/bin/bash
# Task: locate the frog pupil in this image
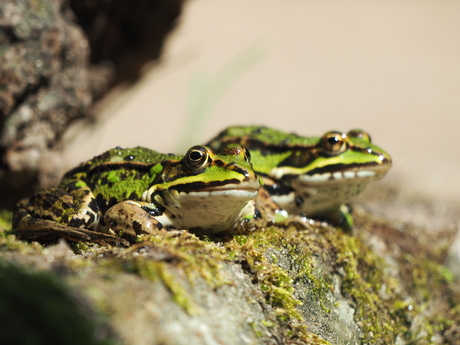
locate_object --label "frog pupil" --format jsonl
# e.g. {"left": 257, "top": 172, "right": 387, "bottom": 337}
{"left": 190, "top": 151, "right": 203, "bottom": 161}
{"left": 328, "top": 136, "right": 340, "bottom": 145}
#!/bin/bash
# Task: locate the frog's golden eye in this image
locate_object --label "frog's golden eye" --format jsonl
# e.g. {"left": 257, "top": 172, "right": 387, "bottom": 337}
{"left": 321, "top": 131, "right": 348, "bottom": 155}
{"left": 185, "top": 146, "right": 211, "bottom": 169}
{"left": 347, "top": 129, "right": 372, "bottom": 143}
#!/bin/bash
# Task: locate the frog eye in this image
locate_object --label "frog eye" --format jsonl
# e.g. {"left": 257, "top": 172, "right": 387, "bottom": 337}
{"left": 347, "top": 129, "right": 372, "bottom": 143}
{"left": 185, "top": 146, "right": 211, "bottom": 169}
{"left": 320, "top": 131, "right": 348, "bottom": 155}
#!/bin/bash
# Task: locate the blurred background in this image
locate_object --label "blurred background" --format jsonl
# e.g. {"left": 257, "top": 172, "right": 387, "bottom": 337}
{"left": 65, "top": 0, "right": 460, "bottom": 202}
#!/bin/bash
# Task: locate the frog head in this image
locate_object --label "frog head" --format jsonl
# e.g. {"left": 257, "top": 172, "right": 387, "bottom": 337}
{"left": 142, "top": 144, "right": 261, "bottom": 233}
{"left": 268, "top": 129, "right": 392, "bottom": 215}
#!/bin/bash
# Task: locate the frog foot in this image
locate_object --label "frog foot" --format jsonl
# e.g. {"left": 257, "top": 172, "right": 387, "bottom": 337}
{"left": 104, "top": 200, "right": 170, "bottom": 238}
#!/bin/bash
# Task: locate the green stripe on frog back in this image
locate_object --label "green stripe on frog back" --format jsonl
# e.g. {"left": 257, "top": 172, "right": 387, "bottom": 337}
{"left": 218, "top": 126, "right": 320, "bottom": 147}
{"left": 277, "top": 150, "right": 387, "bottom": 176}
{"left": 149, "top": 164, "right": 251, "bottom": 193}
{"left": 249, "top": 150, "right": 292, "bottom": 175}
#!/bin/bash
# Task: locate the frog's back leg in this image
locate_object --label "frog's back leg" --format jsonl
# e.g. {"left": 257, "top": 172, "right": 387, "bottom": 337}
{"left": 13, "top": 188, "right": 129, "bottom": 246}
{"left": 14, "top": 215, "right": 129, "bottom": 246}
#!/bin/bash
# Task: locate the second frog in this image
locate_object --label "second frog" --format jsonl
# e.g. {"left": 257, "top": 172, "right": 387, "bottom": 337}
{"left": 207, "top": 126, "right": 392, "bottom": 229}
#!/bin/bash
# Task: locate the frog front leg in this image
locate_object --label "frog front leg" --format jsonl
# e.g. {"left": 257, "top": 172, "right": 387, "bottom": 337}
{"left": 104, "top": 200, "right": 184, "bottom": 238}
{"left": 13, "top": 187, "right": 129, "bottom": 245}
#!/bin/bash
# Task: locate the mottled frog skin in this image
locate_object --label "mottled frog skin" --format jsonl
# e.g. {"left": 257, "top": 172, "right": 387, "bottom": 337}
{"left": 207, "top": 126, "right": 392, "bottom": 229}
{"left": 13, "top": 144, "right": 262, "bottom": 245}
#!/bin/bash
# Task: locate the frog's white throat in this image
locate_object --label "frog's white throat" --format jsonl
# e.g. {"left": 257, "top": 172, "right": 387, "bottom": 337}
{"left": 271, "top": 164, "right": 390, "bottom": 215}
{"left": 151, "top": 182, "right": 260, "bottom": 234}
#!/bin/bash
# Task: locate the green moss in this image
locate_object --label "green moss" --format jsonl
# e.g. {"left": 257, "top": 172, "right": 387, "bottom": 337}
{"left": 0, "top": 209, "right": 12, "bottom": 232}
{"left": 326, "top": 230, "right": 405, "bottom": 343}
{"left": 89, "top": 232, "right": 230, "bottom": 315}
{"left": 0, "top": 232, "right": 44, "bottom": 254}
{"left": 397, "top": 254, "right": 460, "bottom": 342}
{"left": 223, "top": 227, "right": 331, "bottom": 345}
{"left": 127, "top": 258, "right": 198, "bottom": 313}
{"left": 6, "top": 198, "right": 460, "bottom": 344}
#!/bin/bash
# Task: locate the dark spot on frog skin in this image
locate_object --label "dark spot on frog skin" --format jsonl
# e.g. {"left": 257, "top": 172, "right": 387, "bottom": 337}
{"left": 95, "top": 194, "right": 106, "bottom": 210}
{"left": 227, "top": 165, "right": 249, "bottom": 177}
{"left": 295, "top": 196, "right": 304, "bottom": 207}
{"left": 53, "top": 207, "right": 64, "bottom": 218}
{"left": 107, "top": 196, "right": 119, "bottom": 209}
{"left": 263, "top": 182, "right": 293, "bottom": 197}
{"left": 30, "top": 189, "right": 74, "bottom": 212}
{"left": 254, "top": 207, "right": 262, "bottom": 219}
{"left": 133, "top": 221, "right": 142, "bottom": 234}
{"left": 213, "top": 159, "right": 225, "bottom": 167}
{"left": 141, "top": 204, "right": 165, "bottom": 217}
{"left": 87, "top": 198, "right": 100, "bottom": 214}
{"left": 108, "top": 219, "right": 118, "bottom": 228}
{"left": 96, "top": 194, "right": 120, "bottom": 214}
{"left": 65, "top": 181, "right": 83, "bottom": 192}
{"left": 128, "top": 191, "right": 139, "bottom": 200}
{"left": 69, "top": 217, "right": 87, "bottom": 228}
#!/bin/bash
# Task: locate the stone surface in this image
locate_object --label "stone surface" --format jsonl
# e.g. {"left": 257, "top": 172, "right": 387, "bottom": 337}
{"left": 0, "top": 0, "right": 185, "bottom": 209}
{"left": 0, "top": 0, "right": 92, "bottom": 207}
{"left": 69, "top": 0, "right": 185, "bottom": 89}
{"left": 1, "top": 186, "right": 459, "bottom": 344}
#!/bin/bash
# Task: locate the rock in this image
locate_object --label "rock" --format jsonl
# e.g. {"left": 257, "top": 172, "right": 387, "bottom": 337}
{"left": 69, "top": 0, "right": 185, "bottom": 89}
{"left": 1, "top": 186, "right": 459, "bottom": 344}
{"left": 0, "top": 259, "right": 118, "bottom": 345}
{"left": 0, "top": 0, "right": 185, "bottom": 209}
{"left": 0, "top": 0, "right": 92, "bottom": 208}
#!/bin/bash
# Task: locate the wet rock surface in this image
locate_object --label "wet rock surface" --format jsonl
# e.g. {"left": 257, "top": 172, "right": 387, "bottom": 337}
{"left": 1, "top": 185, "right": 459, "bottom": 345}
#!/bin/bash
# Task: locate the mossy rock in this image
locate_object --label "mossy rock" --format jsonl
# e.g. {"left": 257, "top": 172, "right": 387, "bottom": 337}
{"left": 0, "top": 185, "right": 459, "bottom": 344}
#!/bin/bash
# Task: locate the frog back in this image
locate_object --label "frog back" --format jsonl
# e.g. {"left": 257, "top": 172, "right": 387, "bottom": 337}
{"left": 208, "top": 126, "right": 320, "bottom": 175}
{"left": 59, "top": 147, "right": 181, "bottom": 209}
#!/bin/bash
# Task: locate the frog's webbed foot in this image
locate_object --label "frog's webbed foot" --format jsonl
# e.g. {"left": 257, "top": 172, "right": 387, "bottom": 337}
{"left": 104, "top": 200, "right": 168, "bottom": 238}
{"left": 14, "top": 217, "right": 129, "bottom": 246}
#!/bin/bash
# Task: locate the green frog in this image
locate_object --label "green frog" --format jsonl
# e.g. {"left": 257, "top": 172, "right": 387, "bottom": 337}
{"left": 13, "top": 144, "right": 263, "bottom": 245}
{"left": 207, "top": 126, "right": 392, "bottom": 229}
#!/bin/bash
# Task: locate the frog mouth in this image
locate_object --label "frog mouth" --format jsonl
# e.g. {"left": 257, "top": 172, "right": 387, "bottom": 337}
{"left": 298, "top": 168, "right": 385, "bottom": 183}
{"left": 274, "top": 160, "right": 391, "bottom": 185}
{"left": 185, "top": 188, "right": 259, "bottom": 199}
{"left": 176, "top": 181, "right": 260, "bottom": 200}
{"left": 142, "top": 179, "right": 260, "bottom": 204}
{"left": 165, "top": 177, "right": 260, "bottom": 195}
